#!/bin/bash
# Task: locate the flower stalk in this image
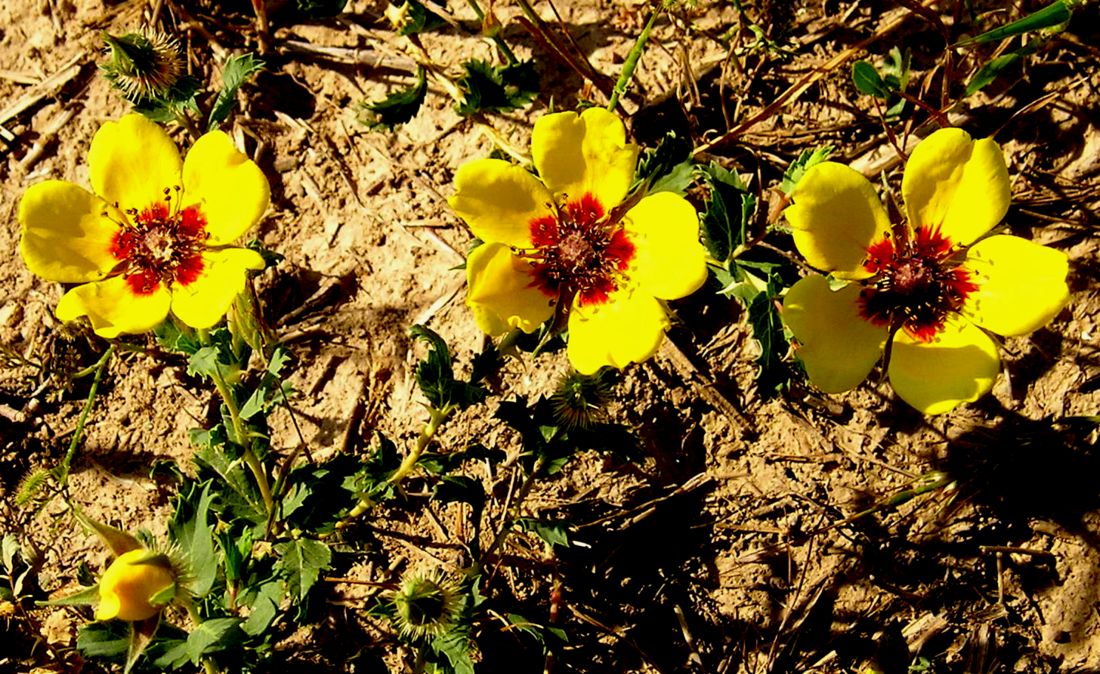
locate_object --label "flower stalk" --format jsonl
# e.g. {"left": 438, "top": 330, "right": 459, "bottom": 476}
{"left": 56, "top": 345, "right": 116, "bottom": 489}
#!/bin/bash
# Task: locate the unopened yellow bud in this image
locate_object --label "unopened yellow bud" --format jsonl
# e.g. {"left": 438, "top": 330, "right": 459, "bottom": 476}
{"left": 95, "top": 550, "right": 176, "bottom": 622}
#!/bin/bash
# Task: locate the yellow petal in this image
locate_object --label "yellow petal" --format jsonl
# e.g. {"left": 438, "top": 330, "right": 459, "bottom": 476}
{"left": 170, "top": 248, "right": 265, "bottom": 330}
{"left": 623, "top": 192, "right": 708, "bottom": 300}
{"left": 531, "top": 108, "right": 638, "bottom": 208}
{"left": 781, "top": 275, "right": 887, "bottom": 393}
{"left": 19, "top": 180, "right": 120, "bottom": 282}
{"left": 449, "top": 158, "right": 552, "bottom": 247}
{"left": 89, "top": 114, "right": 182, "bottom": 212}
{"left": 96, "top": 550, "right": 176, "bottom": 622}
{"left": 785, "top": 162, "right": 891, "bottom": 279}
{"left": 56, "top": 276, "right": 171, "bottom": 338}
{"left": 888, "top": 317, "right": 999, "bottom": 414}
{"left": 902, "top": 128, "right": 1010, "bottom": 246}
{"left": 566, "top": 285, "right": 667, "bottom": 375}
{"left": 466, "top": 242, "right": 555, "bottom": 335}
{"left": 963, "top": 235, "right": 1070, "bottom": 336}
{"left": 181, "top": 130, "right": 270, "bottom": 245}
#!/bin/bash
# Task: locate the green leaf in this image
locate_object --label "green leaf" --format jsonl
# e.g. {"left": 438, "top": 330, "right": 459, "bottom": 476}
{"left": 169, "top": 482, "right": 218, "bottom": 597}
{"left": 430, "top": 628, "right": 476, "bottom": 674}
{"left": 699, "top": 162, "right": 754, "bottom": 262}
{"left": 242, "top": 579, "right": 284, "bottom": 636}
{"left": 634, "top": 133, "right": 695, "bottom": 195}
{"left": 780, "top": 146, "right": 834, "bottom": 195}
{"left": 456, "top": 59, "right": 539, "bottom": 116}
{"left": 964, "top": 40, "right": 1040, "bottom": 96}
{"left": 187, "top": 346, "right": 221, "bottom": 378}
{"left": 516, "top": 517, "right": 570, "bottom": 547}
{"left": 125, "top": 615, "right": 160, "bottom": 674}
{"left": 746, "top": 273, "right": 790, "bottom": 398}
{"left": 361, "top": 67, "right": 428, "bottom": 130}
{"left": 208, "top": 53, "right": 264, "bottom": 129}
{"left": 39, "top": 583, "right": 100, "bottom": 607}
{"left": 77, "top": 621, "right": 129, "bottom": 658}
{"left": 184, "top": 618, "right": 243, "bottom": 664}
{"left": 410, "top": 325, "right": 487, "bottom": 410}
{"left": 433, "top": 475, "right": 485, "bottom": 507}
{"left": 274, "top": 538, "right": 332, "bottom": 601}
{"left": 852, "top": 60, "right": 887, "bottom": 97}
{"left": 394, "top": 0, "right": 448, "bottom": 36}
{"left": 958, "top": 0, "right": 1071, "bottom": 45}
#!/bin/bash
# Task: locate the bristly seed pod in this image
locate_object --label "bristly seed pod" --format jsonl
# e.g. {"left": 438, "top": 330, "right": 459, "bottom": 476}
{"left": 550, "top": 369, "right": 614, "bottom": 429}
{"left": 389, "top": 569, "right": 463, "bottom": 641}
{"left": 100, "top": 30, "right": 185, "bottom": 102}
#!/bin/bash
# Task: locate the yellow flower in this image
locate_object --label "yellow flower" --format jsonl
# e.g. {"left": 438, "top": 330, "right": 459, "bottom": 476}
{"left": 781, "top": 128, "right": 1070, "bottom": 414}
{"left": 19, "top": 114, "right": 270, "bottom": 338}
{"left": 96, "top": 549, "right": 177, "bottom": 622}
{"left": 449, "top": 108, "right": 707, "bottom": 374}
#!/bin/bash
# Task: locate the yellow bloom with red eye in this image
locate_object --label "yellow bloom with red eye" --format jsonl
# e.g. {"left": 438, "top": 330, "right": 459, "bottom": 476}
{"left": 18, "top": 113, "right": 269, "bottom": 338}
{"left": 449, "top": 108, "right": 708, "bottom": 374}
{"left": 781, "top": 128, "right": 1070, "bottom": 414}
{"left": 96, "top": 549, "right": 177, "bottom": 622}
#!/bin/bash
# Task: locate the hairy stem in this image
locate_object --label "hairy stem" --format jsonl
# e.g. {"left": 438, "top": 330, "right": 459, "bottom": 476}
{"left": 197, "top": 330, "right": 274, "bottom": 516}
{"left": 56, "top": 345, "right": 115, "bottom": 488}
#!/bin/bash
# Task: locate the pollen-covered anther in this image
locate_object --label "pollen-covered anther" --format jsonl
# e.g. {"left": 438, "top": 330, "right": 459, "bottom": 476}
{"left": 110, "top": 192, "right": 209, "bottom": 295}
{"left": 858, "top": 225, "right": 978, "bottom": 341}
{"left": 522, "top": 193, "right": 636, "bottom": 307}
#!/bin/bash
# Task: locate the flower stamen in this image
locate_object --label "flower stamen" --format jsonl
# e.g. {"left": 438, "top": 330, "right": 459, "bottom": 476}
{"left": 520, "top": 193, "right": 635, "bottom": 307}
{"left": 110, "top": 187, "right": 208, "bottom": 294}
{"left": 858, "top": 225, "right": 978, "bottom": 341}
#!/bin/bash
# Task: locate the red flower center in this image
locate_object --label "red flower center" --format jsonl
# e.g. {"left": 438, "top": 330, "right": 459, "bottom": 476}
{"left": 858, "top": 225, "right": 978, "bottom": 342}
{"left": 523, "top": 193, "right": 635, "bottom": 307}
{"left": 110, "top": 190, "right": 208, "bottom": 295}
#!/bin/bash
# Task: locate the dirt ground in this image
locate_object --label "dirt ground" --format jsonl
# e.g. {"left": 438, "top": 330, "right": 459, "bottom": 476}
{"left": 1, "top": 0, "right": 1098, "bottom": 672}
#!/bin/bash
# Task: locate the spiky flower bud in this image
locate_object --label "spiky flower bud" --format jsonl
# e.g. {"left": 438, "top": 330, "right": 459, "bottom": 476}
{"left": 550, "top": 370, "right": 614, "bottom": 429}
{"left": 389, "top": 569, "right": 462, "bottom": 641}
{"left": 96, "top": 549, "right": 177, "bottom": 622}
{"left": 100, "top": 30, "right": 185, "bottom": 102}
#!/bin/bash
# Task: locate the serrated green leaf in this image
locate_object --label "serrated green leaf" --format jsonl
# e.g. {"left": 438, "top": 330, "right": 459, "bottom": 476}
{"left": 208, "top": 53, "right": 264, "bottom": 129}
{"left": 852, "top": 60, "right": 887, "bottom": 97}
{"left": 635, "top": 133, "right": 695, "bottom": 195}
{"left": 274, "top": 538, "right": 332, "bottom": 600}
{"left": 361, "top": 67, "right": 428, "bottom": 130}
{"left": 410, "top": 324, "right": 487, "bottom": 410}
{"left": 780, "top": 146, "right": 834, "bottom": 195}
{"left": 169, "top": 482, "right": 217, "bottom": 597}
{"left": 700, "top": 162, "right": 754, "bottom": 262}
{"left": 394, "top": 0, "right": 448, "bottom": 36}
{"left": 456, "top": 59, "right": 539, "bottom": 116}
{"left": 185, "top": 618, "right": 243, "bottom": 664}
{"left": 430, "top": 628, "right": 476, "bottom": 674}
{"left": 746, "top": 273, "right": 790, "bottom": 398}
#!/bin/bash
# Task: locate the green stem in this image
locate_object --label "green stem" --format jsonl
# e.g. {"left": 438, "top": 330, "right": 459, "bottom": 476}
{"left": 338, "top": 405, "right": 454, "bottom": 528}
{"left": 56, "top": 345, "right": 115, "bottom": 488}
{"left": 388, "top": 406, "right": 453, "bottom": 485}
{"left": 607, "top": 6, "right": 661, "bottom": 111}
{"left": 465, "top": 0, "right": 519, "bottom": 64}
{"left": 197, "top": 330, "right": 274, "bottom": 516}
